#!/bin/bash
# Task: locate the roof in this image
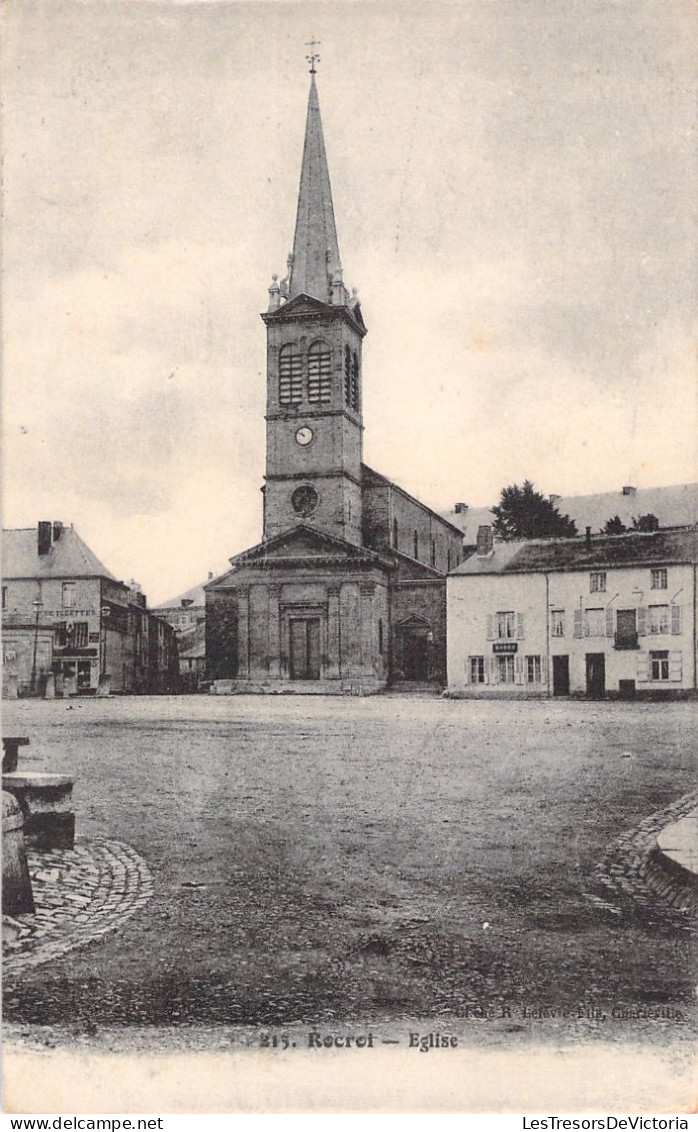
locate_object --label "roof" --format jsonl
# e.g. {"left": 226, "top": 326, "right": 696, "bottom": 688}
{"left": 362, "top": 465, "right": 465, "bottom": 537}
{"left": 289, "top": 75, "right": 342, "bottom": 303}
{"left": 179, "top": 642, "right": 206, "bottom": 660}
{"left": 451, "top": 527, "right": 698, "bottom": 576}
{"left": 440, "top": 484, "right": 698, "bottom": 543}
{"left": 2, "top": 526, "right": 117, "bottom": 581}
{"left": 152, "top": 581, "right": 207, "bottom": 610}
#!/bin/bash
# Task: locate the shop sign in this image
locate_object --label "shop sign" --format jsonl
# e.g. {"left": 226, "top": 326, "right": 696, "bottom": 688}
{"left": 492, "top": 641, "right": 518, "bottom": 654}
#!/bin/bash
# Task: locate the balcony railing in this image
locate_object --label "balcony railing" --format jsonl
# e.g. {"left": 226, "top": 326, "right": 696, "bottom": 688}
{"left": 614, "top": 632, "right": 639, "bottom": 650}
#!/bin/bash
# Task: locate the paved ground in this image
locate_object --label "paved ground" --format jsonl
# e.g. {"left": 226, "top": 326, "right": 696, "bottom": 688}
{"left": 3, "top": 695, "right": 696, "bottom": 1052}
{"left": 3, "top": 841, "right": 153, "bottom": 976}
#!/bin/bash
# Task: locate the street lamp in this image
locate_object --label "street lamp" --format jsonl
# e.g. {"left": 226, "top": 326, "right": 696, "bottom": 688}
{"left": 30, "top": 598, "right": 44, "bottom": 696}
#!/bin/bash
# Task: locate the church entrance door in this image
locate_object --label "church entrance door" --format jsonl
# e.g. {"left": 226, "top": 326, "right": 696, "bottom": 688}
{"left": 290, "top": 617, "right": 321, "bottom": 680}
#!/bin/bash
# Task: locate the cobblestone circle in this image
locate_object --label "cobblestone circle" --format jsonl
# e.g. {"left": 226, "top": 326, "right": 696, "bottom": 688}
{"left": 593, "top": 790, "right": 698, "bottom": 924}
{"left": 3, "top": 840, "right": 153, "bottom": 976}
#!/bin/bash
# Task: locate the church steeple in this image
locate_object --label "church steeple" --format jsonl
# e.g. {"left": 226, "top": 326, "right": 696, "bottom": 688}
{"left": 288, "top": 73, "right": 343, "bottom": 303}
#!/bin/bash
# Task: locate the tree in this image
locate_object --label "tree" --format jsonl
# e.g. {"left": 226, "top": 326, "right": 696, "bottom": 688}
{"left": 632, "top": 513, "right": 659, "bottom": 532}
{"left": 491, "top": 480, "right": 578, "bottom": 540}
{"left": 602, "top": 515, "right": 627, "bottom": 535}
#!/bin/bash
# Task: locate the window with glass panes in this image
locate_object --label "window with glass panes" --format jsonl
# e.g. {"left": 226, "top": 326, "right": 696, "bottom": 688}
{"left": 496, "top": 611, "right": 516, "bottom": 639}
{"left": 648, "top": 605, "right": 669, "bottom": 634}
{"left": 650, "top": 650, "right": 669, "bottom": 680}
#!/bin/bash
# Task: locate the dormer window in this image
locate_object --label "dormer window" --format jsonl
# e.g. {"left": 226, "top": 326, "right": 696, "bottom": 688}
{"left": 279, "top": 344, "right": 302, "bottom": 404}
{"left": 308, "top": 341, "right": 331, "bottom": 403}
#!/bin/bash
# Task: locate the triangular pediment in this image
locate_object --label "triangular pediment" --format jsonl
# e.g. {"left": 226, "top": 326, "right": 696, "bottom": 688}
{"left": 208, "top": 526, "right": 395, "bottom": 585}
{"left": 265, "top": 293, "right": 332, "bottom": 320}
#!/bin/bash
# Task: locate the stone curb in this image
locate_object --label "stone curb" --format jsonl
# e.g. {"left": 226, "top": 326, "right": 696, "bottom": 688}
{"left": 594, "top": 790, "right": 698, "bottom": 920}
{"left": 3, "top": 839, "right": 154, "bottom": 976}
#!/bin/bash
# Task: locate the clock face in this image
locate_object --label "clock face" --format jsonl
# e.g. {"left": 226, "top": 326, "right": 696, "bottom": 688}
{"left": 291, "top": 485, "right": 318, "bottom": 517}
{"left": 295, "top": 426, "right": 314, "bottom": 447}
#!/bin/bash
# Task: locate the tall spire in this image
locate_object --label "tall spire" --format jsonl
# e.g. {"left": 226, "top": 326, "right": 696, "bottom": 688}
{"left": 288, "top": 72, "right": 343, "bottom": 303}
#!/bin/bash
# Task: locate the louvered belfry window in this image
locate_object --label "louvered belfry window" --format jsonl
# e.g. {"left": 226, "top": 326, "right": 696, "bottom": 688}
{"left": 350, "top": 351, "right": 360, "bottom": 410}
{"left": 308, "top": 341, "right": 332, "bottom": 403}
{"left": 279, "top": 344, "right": 303, "bottom": 404}
{"left": 344, "top": 346, "right": 352, "bottom": 406}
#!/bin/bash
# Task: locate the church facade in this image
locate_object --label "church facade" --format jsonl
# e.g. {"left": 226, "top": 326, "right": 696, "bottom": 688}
{"left": 206, "top": 72, "right": 464, "bottom": 693}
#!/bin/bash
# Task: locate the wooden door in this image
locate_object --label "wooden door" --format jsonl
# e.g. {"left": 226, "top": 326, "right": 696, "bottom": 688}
{"left": 290, "top": 618, "right": 321, "bottom": 680}
{"left": 585, "top": 653, "right": 605, "bottom": 698}
{"left": 552, "top": 655, "right": 570, "bottom": 695}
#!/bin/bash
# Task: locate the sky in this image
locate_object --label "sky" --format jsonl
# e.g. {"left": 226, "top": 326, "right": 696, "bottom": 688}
{"left": 2, "top": 0, "right": 696, "bottom": 604}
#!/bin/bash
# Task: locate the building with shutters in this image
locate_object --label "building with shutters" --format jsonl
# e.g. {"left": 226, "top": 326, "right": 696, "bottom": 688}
{"left": 2, "top": 521, "right": 177, "bottom": 696}
{"left": 447, "top": 525, "right": 698, "bottom": 699}
{"left": 205, "top": 68, "right": 464, "bottom": 693}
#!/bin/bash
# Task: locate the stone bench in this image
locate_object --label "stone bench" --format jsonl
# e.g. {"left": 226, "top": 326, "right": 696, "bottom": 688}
{"left": 2, "top": 772, "right": 75, "bottom": 850}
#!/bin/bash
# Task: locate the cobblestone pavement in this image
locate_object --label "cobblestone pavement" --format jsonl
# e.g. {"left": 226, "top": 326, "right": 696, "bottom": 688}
{"left": 592, "top": 789, "right": 698, "bottom": 923}
{"left": 3, "top": 840, "right": 153, "bottom": 976}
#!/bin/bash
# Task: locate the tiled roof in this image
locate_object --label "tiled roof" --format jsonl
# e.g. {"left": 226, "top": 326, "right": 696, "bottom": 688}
{"left": 2, "top": 527, "right": 117, "bottom": 581}
{"left": 451, "top": 527, "right": 698, "bottom": 576}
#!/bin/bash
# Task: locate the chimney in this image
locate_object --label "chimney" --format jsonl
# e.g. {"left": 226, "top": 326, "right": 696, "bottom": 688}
{"left": 585, "top": 525, "right": 592, "bottom": 550}
{"left": 549, "top": 494, "right": 561, "bottom": 506}
{"left": 208, "top": 571, "right": 214, "bottom": 581}
{"left": 52, "top": 521, "right": 64, "bottom": 542}
{"left": 476, "top": 525, "right": 494, "bottom": 556}
{"left": 622, "top": 485, "right": 636, "bottom": 497}
{"left": 37, "top": 520, "right": 52, "bottom": 556}
{"left": 454, "top": 502, "right": 468, "bottom": 515}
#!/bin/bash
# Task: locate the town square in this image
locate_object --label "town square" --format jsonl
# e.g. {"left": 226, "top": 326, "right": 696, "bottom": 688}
{"left": 2, "top": 0, "right": 696, "bottom": 1116}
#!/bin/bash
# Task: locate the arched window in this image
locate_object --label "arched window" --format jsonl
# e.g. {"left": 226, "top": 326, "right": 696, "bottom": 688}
{"left": 392, "top": 518, "right": 398, "bottom": 549}
{"left": 378, "top": 618, "right": 384, "bottom": 655}
{"left": 430, "top": 539, "right": 436, "bottom": 567}
{"left": 351, "top": 351, "right": 360, "bottom": 410}
{"left": 413, "top": 530, "right": 419, "bottom": 559}
{"left": 279, "top": 344, "right": 302, "bottom": 404}
{"left": 308, "top": 340, "right": 331, "bottom": 403}
{"left": 447, "top": 547, "right": 451, "bottom": 572}
{"left": 344, "top": 346, "right": 352, "bottom": 406}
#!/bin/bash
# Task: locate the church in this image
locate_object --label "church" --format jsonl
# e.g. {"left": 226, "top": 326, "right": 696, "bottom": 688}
{"left": 205, "top": 67, "right": 464, "bottom": 693}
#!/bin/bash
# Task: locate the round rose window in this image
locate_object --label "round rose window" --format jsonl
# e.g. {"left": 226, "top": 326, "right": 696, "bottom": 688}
{"left": 291, "top": 485, "right": 318, "bottom": 517}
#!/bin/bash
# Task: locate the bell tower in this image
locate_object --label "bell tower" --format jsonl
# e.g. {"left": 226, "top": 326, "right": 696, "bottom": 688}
{"left": 262, "top": 63, "right": 367, "bottom": 545}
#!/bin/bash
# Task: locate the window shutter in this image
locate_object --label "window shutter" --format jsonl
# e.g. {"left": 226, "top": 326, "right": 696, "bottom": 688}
{"left": 573, "top": 609, "right": 583, "bottom": 638}
{"left": 515, "top": 656, "right": 524, "bottom": 685}
{"left": 637, "top": 653, "right": 650, "bottom": 682}
{"left": 637, "top": 607, "right": 647, "bottom": 636}
{"left": 671, "top": 605, "right": 682, "bottom": 635}
{"left": 516, "top": 613, "right": 525, "bottom": 640}
{"left": 605, "top": 607, "right": 614, "bottom": 637}
{"left": 540, "top": 656, "right": 548, "bottom": 685}
{"left": 486, "top": 615, "right": 494, "bottom": 641}
{"left": 463, "top": 658, "right": 470, "bottom": 684}
{"left": 669, "top": 650, "right": 682, "bottom": 681}
{"left": 490, "top": 657, "right": 499, "bottom": 684}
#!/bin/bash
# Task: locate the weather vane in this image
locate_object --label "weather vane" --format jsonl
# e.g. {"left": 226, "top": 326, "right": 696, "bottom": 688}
{"left": 306, "top": 39, "right": 321, "bottom": 74}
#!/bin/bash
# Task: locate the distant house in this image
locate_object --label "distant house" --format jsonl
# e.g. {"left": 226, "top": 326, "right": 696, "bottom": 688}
{"left": 447, "top": 524, "right": 698, "bottom": 699}
{"left": 441, "top": 483, "right": 698, "bottom": 544}
{"left": 2, "top": 521, "right": 177, "bottom": 696}
{"left": 151, "top": 578, "right": 210, "bottom": 690}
